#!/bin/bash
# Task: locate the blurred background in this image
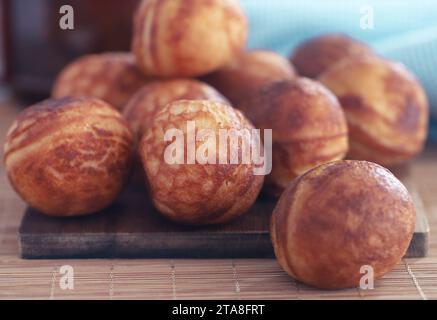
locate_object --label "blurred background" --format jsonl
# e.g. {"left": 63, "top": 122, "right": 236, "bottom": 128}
{"left": 1, "top": 0, "right": 437, "bottom": 138}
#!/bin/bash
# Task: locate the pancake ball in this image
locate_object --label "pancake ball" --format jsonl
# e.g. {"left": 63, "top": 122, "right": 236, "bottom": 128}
{"left": 291, "top": 34, "right": 373, "bottom": 78}
{"left": 4, "top": 97, "right": 133, "bottom": 217}
{"left": 243, "top": 78, "right": 348, "bottom": 197}
{"left": 52, "top": 52, "right": 151, "bottom": 110}
{"left": 132, "top": 0, "right": 248, "bottom": 77}
{"left": 271, "top": 160, "right": 416, "bottom": 289}
{"left": 202, "top": 50, "right": 296, "bottom": 109}
{"left": 139, "top": 100, "right": 264, "bottom": 225}
{"left": 123, "top": 79, "right": 229, "bottom": 142}
{"left": 319, "top": 55, "right": 429, "bottom": 166}
{"left": 124, "top": 79, "right": 229, "bottom": 185}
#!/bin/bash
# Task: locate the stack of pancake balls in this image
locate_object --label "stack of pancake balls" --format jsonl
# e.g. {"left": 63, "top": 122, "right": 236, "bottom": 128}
{"left": 3, "top": 0, "right": 428, "bottom": 289}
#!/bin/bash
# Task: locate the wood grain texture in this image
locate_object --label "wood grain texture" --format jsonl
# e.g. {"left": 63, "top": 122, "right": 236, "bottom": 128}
{"left": 19, "top": 185, "right": 274, "bottom": 259}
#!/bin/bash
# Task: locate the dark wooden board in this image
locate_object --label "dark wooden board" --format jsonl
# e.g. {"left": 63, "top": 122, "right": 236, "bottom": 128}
{"left": 18, "top": 168, "right": 429, "bottom": 259}
{"left": 19, "top": 184, "right": 275, "bottom": 259}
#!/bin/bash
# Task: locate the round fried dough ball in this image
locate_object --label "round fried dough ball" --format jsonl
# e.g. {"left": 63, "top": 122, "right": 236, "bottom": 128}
{"left": 124, "top": 79, "right": 229, "bottom": 185}
{"left": 242, "top": 78, "right": 348, "bottom": 196}
{"left": 139, "top": 100, "right": 264, "bottom": 225}
{"left": 319, "top": 55, "right": 429, "bottom": 166}
{"left": 4, "top": 97, "right": 133, "bottom": 217}
{"left": 203, "top": 50, "right": 296, "bottom": 109}
{"left": 271, "top": 160, "right": 416, "bottom": 289}
{"left": 132, "top": 0, "right": 248, "bottom": 77}
{"left": 52, "top": 52, "right": 151, "bottom": 110}
{"left": 291, "top": 34, "right": 373, "bottom": 78}
{"left": 123, "top": 79, "right": 229, "bottom": 141}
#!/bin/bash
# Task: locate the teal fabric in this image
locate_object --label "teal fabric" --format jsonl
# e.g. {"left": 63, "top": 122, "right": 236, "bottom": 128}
{"left": 240, "top": 0, "right": 437, "bottom": 139}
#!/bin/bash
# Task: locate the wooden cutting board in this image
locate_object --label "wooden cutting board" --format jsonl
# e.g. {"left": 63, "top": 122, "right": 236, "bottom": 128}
{"left": 18, "top": 166, "right": 429, "bottom": 259}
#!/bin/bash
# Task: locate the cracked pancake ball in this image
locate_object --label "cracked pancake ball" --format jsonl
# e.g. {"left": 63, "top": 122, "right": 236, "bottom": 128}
{"left": 3, "top": 97, "right": 134, "bottom": 217}
{"left": 291, "top": 34, "right": 373, "bottom": 78}
{"left": 319, "top": 55, "right": 429, "bottom": 167}
{"left": 242, "top": 78, "right": 349, "bottom": 197}
{"left": 203, "top": 50, "right": 297, "bottom": 110}
{"left": 123, "top": 79, "right": 229, "bottom": 184}
{"left": 52, "top": 52, "right": 151, "bottom": 110}
{"left": 271, "top": 160, "right": 416, "bottom": 289}
{"left": 132, "top": 0, "right": 248, "bottom": 77}
{"left": 139, "top": 100, "right": 264, "bottom": 225}
{"left": 123, "top": 79, "right": 229, "bottom": 142}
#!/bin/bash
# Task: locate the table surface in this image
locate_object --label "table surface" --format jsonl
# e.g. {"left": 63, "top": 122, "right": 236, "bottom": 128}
{"left": 1, "top": 93, "right": 437, "bottom": 300}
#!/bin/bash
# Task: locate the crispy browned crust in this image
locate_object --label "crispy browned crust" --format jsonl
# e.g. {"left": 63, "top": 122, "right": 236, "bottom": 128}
{"left": 132, "top": 0, "right": 248, "bottom": 77}
{"left": 52, "top": 52, "right": 151, "bottom": 110}
{"left": 271, "top": 160, "right": 416, "bottom": 289}
{"left": 4, "top": 97, "right": 134, "bottom": 217}
{"left": 202, "top": 50, "right": 296, "bottom": 108}
{"left": 242, "top": 78, "right": 348, "bottom": 196}
{"left": 123, "top": 79, "right": 229, "bottom": 185}
{"left": 123, "top": 79, "right": 229, "bottom": 141}
{"left": 291, "top": 34, "right": 373, "bottom": 78}
{"left": 139, "top": 100, "right": 264, "bottom": 225}
{"left": 319, "top": 55, "right": 429, "bottom": 167}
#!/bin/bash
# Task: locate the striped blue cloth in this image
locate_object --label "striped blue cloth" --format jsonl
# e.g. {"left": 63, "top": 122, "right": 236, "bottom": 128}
{"left": 240, "top": 0, "right": 437, "bottom": 140}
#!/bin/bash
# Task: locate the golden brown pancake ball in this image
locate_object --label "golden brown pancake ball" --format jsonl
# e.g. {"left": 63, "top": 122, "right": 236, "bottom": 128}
{"left": 291, "top": 34, "right": 373, "bottom": 78}
{"left": 132, "top": 0, "right": 248, "bottom": 77}
{"left": 271, "top": 160, "right": 416, "bottom": 289}
{"left": 202, "top": 50, "right": 296, "bottom": 109}
{"left": 139, "top": 100, "right": 264, "bottom": 225}
{"left": 242, "top": 78, "right": 348, "bottom": 197}
{"left": 3, "top": 97, "right": 134, "bottom": 217}
{"left": 124, "top": 79, "right": 229, "bottom": 185}
{"left": 318, "top": 55, "right": 429, "bottom": 167}
{"left": 123, "top": 79, "right": 229, "bottom": 142}
{"left": 52, "top": 52, "right": 151, "bottom": 110}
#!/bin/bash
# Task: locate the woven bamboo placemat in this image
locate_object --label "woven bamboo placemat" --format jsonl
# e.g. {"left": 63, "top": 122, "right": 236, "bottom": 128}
{"left": 1, "top": 96, "right": 436, "bottom": 300}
